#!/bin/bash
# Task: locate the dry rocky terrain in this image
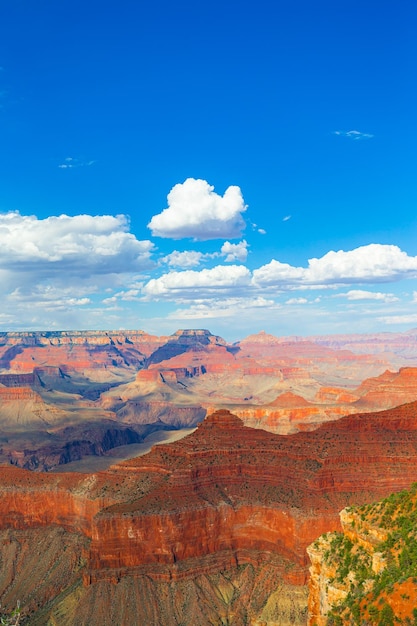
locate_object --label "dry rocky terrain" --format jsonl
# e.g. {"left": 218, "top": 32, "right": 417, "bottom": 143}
{"left": 1, "top": 328, "right": 417, "bottom": 623}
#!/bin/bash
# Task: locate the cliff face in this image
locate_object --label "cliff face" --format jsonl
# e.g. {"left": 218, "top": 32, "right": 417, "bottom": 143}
{"left": 307, "top": 483, "right": 417, "bottom": 625}
{"left": 0, "top": 330, "right": 167, "bottom": 378}
{"left": 2, "top": 405, "right": 417, "bottom": 623}
{"left": 354, "top": 366, "right": 417, "bottom": 409}
{"left": 85, "top": 404, "right": 417, "bottom": 586}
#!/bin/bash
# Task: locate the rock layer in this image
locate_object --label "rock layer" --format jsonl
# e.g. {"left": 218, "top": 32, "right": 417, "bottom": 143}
{"left": 1, "top": 404, "right": 417, "bottom": 622}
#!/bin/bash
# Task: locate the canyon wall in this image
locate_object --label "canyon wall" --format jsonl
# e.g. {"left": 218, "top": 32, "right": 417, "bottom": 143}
{"left": 1, "top": 405, "right": 417, "bottom": 622}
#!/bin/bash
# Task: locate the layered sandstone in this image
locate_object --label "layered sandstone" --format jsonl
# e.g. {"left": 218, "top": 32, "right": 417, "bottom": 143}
{"left": 1, "top": 405, "right": 417, "bottom": 623}
{"left": 85, "top": 405, "right": 417, "bottom": 586}
{"left": 354, "top": 366, "right": 417, "bottom": 409}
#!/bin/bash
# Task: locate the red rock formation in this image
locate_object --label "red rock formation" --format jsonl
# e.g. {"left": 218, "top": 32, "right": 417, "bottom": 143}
{"left": 354, "top": 366, "right": 417, "bottom": 409}
{"left": 268, "top": 391, "right": 312, "bottom": 407}
{"left": 0, "top": 386, "right": 40, "bottom": 401}
{"left": 0, "top": 330, "right": 168, "bottom": 377}
{"left": 84, "top": 404, "right": 417, "bottom": 584}
{"left": 1, "top": 404, "right": 417, "bottom": 622}
{"left": 314, "top": 387, "right": 360, "bottom": 404}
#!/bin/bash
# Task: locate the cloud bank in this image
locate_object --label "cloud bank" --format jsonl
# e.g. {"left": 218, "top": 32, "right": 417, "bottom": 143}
{"left": 148, "top": 178, "right": 247, "bottom": 240}
{"left": 1, "top": 181, "right": 417, "bottom": 336}
{"left": 252, "top": 245, "right": 417, "bottom": 287}
{"left": 143, "top": 265, "right": 252, "bottom": 298}
{"left": 0, "top": 211, "right": 154, "bottom": 275}
{"left": 0, "top": 212, "right": 155, "bottom": 326}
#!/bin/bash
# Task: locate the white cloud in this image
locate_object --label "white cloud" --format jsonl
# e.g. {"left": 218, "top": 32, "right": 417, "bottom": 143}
{"left": 283, "top": 215, "right": 291, "bottom": 222}
{"left": 0, "top": 211, "right": 156, "bottom": 327}
{"left": 58, "top": 157, "right": 95, "bottom": 169}
{"left": 161, "top": 250, "right": 204, "bottom": 268}
{"left": 333, "top": 130, "right": 374, "bottom": 140}
{"left": 147, "top": 178, "right": 247, "bottom": 240}
{"left": 343, "top": 289, "right": 399, "bottom": 303}
{"left": 143, "top": 265, "right": 252, "bottom": 298}
{"left": 168, "top": 296, "right": 277, "bottom": 320}
{"left": 378, "top": 314, "right": 417, "bottom": 325}
{"left": 252, "top": 259, "right": 305, "bottom": 285}
{"left": 0, "top": 211, "right": 154, "bottom": 274}
{"left": 8, "top": 284, "right": 92, "bottom": 308}
{"left": 221, "top": 240, "right": 248, "bottom": 262}
{"left": 285, "top": 297, "right": 308, "bottom": 305}
{"left": 252, "top": 244, "right": 417, "bottom": 288}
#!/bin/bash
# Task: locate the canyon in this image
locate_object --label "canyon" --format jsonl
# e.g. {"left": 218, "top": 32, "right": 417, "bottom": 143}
{"left": 1, "top": 328, "right": 417, "bottom": 623}
{"left": 1, "top": 403, "right": 417, "bottom": 623}
{"left": 2, "top": 327, "right": 417, "bottom": 470}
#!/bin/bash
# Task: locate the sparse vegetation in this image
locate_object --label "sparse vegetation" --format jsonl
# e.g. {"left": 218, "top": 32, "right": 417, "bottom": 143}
{"left": 324, "top": 483, "right": 417, "bottom": 624}
{"left": 0, "top": 602, "right": 21, "bottom": 626}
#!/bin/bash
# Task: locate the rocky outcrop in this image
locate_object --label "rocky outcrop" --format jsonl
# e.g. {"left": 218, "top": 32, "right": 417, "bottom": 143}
{"left": 354, "top": 366, "right": 417, "bottom": 409}
{"left": 307, "top": 482, "right": 417, "bottom": 624}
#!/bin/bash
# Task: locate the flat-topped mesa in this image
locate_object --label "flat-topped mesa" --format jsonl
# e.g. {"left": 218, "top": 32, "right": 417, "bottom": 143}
{"left": 0, "top": 329, "right": 170, "bottom": 374}
{"left": 0, "top": 373, "right": 37, "bottom": 387}
{"left": 171, "top": 328, "right": 226, "bottom": 343}
{"left": 145, "top": 329, "right": 231, "bottom": 368}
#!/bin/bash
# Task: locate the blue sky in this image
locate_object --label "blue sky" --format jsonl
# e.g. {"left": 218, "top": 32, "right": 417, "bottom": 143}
{"left": 0, "top": 0, "right": 416, "bottom": 341}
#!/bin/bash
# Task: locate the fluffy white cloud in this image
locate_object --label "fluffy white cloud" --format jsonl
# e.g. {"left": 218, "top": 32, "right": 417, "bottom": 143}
{"left": 147, "top": 178, "right": 247, "bottom": 240}
{"left": 221, "top": 240, "right": 248, "bottom": 262}
{"left": 162, "top": 250, "right": 204, "bottom": 268}
{"left": 343, "top": 290, "right": 399, "bottom": 303}
{"left": 253, "top": 245, "right": 417, "bottom": 288}
{"left": 143, "top": 265, "right": 252, "bottom": 298}
{"left": 252, "top": 259, "right": 305, "bottom": 285}
{"left": 0, "top": 211, "right": 156, "bottom": 328}
{"left": 0, "top": 211, "right": 154, "bottom": 274}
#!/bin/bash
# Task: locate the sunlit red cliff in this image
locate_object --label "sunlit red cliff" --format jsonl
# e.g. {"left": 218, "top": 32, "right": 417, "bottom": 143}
{"left": 1, "top": 403, "right": 417, "bottom": 623}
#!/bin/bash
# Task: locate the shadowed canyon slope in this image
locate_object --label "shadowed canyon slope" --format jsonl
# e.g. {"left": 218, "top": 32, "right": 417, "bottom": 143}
{"left": 1, "top": 405, "right": 417, "bottom": 623}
